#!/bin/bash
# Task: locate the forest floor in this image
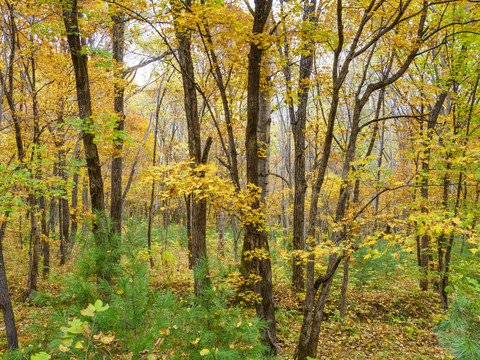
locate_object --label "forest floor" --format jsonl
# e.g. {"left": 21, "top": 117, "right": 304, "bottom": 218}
{"left": 0, "top": 225, "right": 451, "bottom": 359}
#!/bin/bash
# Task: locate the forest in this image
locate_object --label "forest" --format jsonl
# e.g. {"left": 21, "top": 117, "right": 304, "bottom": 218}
{"left": 0, "top": 0, "right": 479, "bottom": 358}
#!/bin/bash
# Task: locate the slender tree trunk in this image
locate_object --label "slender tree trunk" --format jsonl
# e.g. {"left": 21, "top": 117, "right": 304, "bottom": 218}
{"left": 147, "top": 87, "right": 163, "bottom": 269}
{"left": 63, "top": 0, "right": 105, "bottom": 214}
{"left": 231, "top": 215, "right": 239, "bottom": 262}
{"left": 45, "top": 195, "right": 57, "bottom": 278}
{"left": 25, "top": 39, "right": 42, "bottom": 300}
{"left": 110, "top": 11, "right": 125, "bottom": 235}
{"left": 216, "top": 211, "right": 225, "bottom": 256}
{"left": 59, "top": 151, "right": 70, "bottom": 265}
{"left": 171, "top": 0, "right": 211, "bottom": 296}
{"left": 70, "top": 142, "right": 81, "bottom": 242}
{"left": 185, "top": 194, "right": 193, "bottom": 268}
{"left": 419, "top": 91, "right": 448, "bottom": 290}
{"left": 26, "top": 196, "right": 40, "bottom": 299}
{"left": 0, "top": 216, "right": 18, "bottom": 349}
{"left": 39, "top": 196, "right": 48, "bottom": 279}
{"left": 289, "top": 0, "right": 319, "bottom": 295}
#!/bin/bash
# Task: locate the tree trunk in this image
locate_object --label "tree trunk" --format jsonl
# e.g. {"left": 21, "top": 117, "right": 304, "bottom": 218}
{"left": 287, "top": 0, "right": 319, "bottom": 295}
{"left": 39, "top": 196, "right": 49, "bottom": 279}
{"left": 110, "top": 11, "right": 125, "bottom": 235}
{"left": 59, "top": 156, "right": 70, "bottom": 265}
{"left": 185, "top": 194, "right": 193, "bottom": 269}
{"left": 70, "top": 142, "right": 82, "bottom": 243}
{"left": 63, "top": 0, "right": 105, "bottom": 214}
{"left": 0, "top": 216, "right": 18, "bottom": 350}
{"left": 243, "top": 0, "right": 277, "bottom": 351}
{"left": 147, "top": 86, "right": 163, "bottom": 269}
{"left": 25, "top": 39, "right": 42, "bottom": 300}
{"left": 171, "top": 0, "right": 211, "bottom": 296}
{"left": 45, "top": 195, "right": 57, "bottom": 278}
{"left": 216, "top": 211, "right": 225, "bottom": 256}
{"left": 25, "top": 196, "right": 40, "bottom": 299}
{"left": 419, "top": 91, "right": 448, "bottom": 290}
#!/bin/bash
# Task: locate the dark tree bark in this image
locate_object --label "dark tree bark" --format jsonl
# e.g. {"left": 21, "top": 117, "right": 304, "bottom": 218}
{"left": 171, "top": 0, "right": 211, "bottom": 296}
{"left": 243, "top": 0, "right": 278, "bottom": 352}
{"left": 0, "top": 216, "right": 18, "bottom": 350}
{"left": 39, "top": 196, "right": 49, "bottom": 279}
{"left": 419, "top": 91, "right": 448, "bottom": 290}
{"left": 0, "top": 7, "right": 21, "bottom": 323}
{"left": 287, "top": 0, "right": 319, "bottom": 294}
{"left": 147, "top": 87, "right": 164, "bottom": 269}
{"left": 110, "top": 11, "right": 125, "bottom": 235}
{"left": 0, "top": 2, "right": 24, "bottom": 163}
{"left": 69, "top": 141, "right": 82, "bottom": 243}
{"left": 58, "top": 142, "right": 70, "bottom": 265}
{"left": 62, "top": 0, "right": 105, "bottom": 214}
{"left": 25, "top": 197, "right": 40, "bottom": 299}
{"left": 24, "top": 33, "right": 42, "bottom": 300}
{"left": 45, "top": 194, "right": 58, "bottom": 278}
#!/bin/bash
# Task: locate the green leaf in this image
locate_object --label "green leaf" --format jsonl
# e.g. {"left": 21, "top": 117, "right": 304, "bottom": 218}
{"left": 95, "top": 60, "right": 113, "bottom": 68}
{"left": 67, "top": 318, "right": 84, "bottom": 334}
{"left": 31, "top": 352, "right": 51, "bottom": 360}
{"left": 94, "top": 299, "right": 109, "bottom": 312}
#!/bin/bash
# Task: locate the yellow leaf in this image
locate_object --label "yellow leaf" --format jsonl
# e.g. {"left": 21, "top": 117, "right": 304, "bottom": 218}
{"left": 364, "top": 253, "right": 371, "bottom": 260}
{"left": 58, "top": 344, "right": 69, "bottom": 352}
{"left": 80, "top": 304, "right": 95, "bottom": 317}
{"left": 100, "top": 334, "right": 115, "bottom": 344}
{"left": 199, "top": 349, "right": 210, "bottom": 356}
{"left": 470, "top": 248, "right": 479, "bottom": 255}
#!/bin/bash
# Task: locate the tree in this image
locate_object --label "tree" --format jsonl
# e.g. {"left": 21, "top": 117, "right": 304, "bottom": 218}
{"left": 279, "top": 0, "right": 320, "bottom": 293}
{"left": 243, "top": 0, "right": 278, "bottom": 351}
{"left": 295, "top": 0, "right": 429, "bottom": 357}
{"left": 171, "top": 0, "right": 212, "bottom": 297}
{"left": 110, "top": 8, "right": 126, "bottom": 236}
{"left": 0, "top": 217, "right": 18, "bottom": 349}
{"left": 62, "top": 0, "right": 106, "bottom": 215}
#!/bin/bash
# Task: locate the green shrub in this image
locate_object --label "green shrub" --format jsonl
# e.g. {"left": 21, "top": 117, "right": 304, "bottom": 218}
{"left": 30, "top": 218, "right": 270, "bottom": 359}
{"left": 435, "top": 296, "right": 480, "bottom": 359}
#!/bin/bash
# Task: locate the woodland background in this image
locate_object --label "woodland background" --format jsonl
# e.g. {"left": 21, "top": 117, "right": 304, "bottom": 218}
{"left": 0, "top": 0, "right": 479, "bottom": 359}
